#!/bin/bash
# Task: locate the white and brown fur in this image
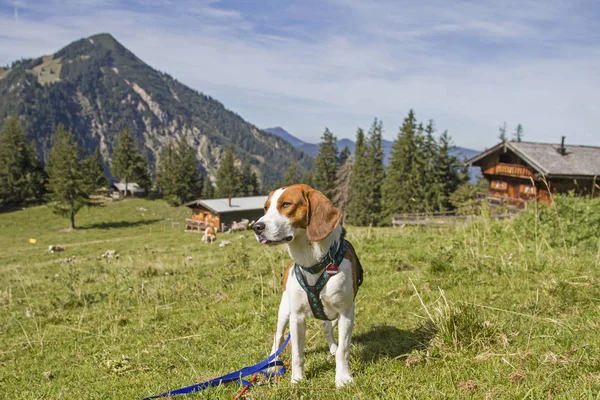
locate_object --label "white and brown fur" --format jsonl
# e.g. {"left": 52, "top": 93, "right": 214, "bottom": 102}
{"left": 253, "top": 184, "right": 362, "bottom": 388}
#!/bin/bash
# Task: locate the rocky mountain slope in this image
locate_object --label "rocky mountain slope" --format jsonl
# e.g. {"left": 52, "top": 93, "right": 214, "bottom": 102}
{"left": 0, "top": 34, "right": 312, "bottom": 184}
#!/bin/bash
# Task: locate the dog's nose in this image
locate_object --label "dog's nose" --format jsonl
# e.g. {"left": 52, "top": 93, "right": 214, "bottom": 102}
{"left": 253, "top": 221, "right": 265, "bottom": 234}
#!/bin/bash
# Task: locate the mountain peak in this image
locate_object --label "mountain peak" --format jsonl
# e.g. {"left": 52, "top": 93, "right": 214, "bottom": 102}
{"left": 0, "top": 35, "right": 311, "bottom": 185}
{"left": 54, "top": 32, "right": 137, "bottom": 65}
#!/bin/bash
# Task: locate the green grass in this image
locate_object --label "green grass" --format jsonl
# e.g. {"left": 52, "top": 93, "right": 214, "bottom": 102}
{"left": 1, "top": 197, "right": 600, "bottom": 399}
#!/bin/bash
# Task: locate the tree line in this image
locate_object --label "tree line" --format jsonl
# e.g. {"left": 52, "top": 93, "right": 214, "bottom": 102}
{"left": 289, "top": 110, "right": 473, "bottom": 226}
{"left": 0, "top": 116, "right": 262, "bottom": 229}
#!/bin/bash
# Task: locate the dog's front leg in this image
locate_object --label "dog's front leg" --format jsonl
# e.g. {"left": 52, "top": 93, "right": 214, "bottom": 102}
{"left": 289, "top": 312, "right": 306, "bottom": 383}
{"left": 335, "top": 303, "right": 354, "bottom": 388}
{"left": 271, "top": 291, "right": 290, "bottom": 357}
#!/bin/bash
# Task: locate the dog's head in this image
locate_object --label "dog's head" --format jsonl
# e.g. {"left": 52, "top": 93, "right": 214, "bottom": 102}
{"left": 253, "top": 184, "right": 342, "bottom": 245}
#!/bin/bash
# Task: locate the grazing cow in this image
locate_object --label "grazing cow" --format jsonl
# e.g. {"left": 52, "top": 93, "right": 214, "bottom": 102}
{"left": 202, "top": 226, "right": 217, "bottom": 243}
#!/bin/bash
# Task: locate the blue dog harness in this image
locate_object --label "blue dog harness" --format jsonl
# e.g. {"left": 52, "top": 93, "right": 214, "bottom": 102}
{"left": 294, "top": 235, "right": 348, "bottom": 321}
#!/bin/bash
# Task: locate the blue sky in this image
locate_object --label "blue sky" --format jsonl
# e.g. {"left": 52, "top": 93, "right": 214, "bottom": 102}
{"left": 1, "top": 0, "right": 599, "bottom": 150}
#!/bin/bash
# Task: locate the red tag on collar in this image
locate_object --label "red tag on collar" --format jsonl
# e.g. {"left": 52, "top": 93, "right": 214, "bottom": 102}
{"left": 325, "top": 263, "right": 338, "bottom": 275}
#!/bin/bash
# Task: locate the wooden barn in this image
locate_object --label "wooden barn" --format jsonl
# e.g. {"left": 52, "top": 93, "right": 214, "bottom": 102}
{"left": 110, "top": 182, "right": 146, "bottom": 199}
{"left": 466, "top": 138, "right": 600, "bottom": 208}
{"left": 183, "top": 196, "right": 267, "bottom": 232}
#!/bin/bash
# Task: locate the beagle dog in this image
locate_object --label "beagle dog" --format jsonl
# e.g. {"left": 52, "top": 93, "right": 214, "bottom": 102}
{"left": 253, "top": 184, "right": 363, "bottom": 388}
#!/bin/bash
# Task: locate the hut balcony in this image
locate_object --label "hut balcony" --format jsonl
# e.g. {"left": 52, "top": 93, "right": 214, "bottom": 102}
{"left": 483, "top": 163, "right": 535, "bottom": 179}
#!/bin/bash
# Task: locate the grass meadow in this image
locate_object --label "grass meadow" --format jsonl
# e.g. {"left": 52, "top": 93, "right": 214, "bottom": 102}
{"left": 1, "top": 197, "right": 600, "bottom": 399}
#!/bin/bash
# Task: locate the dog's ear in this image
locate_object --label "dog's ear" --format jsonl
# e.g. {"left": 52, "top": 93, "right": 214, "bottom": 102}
{"left": 306, "top": 189, "right": 342, "bottom": 242}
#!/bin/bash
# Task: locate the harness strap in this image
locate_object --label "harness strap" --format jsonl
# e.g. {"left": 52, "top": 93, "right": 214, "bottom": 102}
{"left": 294, "top": 240, "right": 348, "bottom": 321}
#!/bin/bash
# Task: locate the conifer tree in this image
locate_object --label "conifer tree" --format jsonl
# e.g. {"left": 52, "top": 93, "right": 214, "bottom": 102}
{"left": 436, "top": 130, "right": 464, "bottom": 209}
{"left": 423, "top": 120, "right": 442, "bottom": 211}
{"left": 347, "top": 128, "right": 370, "bottom": 225}
{"left": 83, "top": 148, "right": 108, "bottom": 195}
{"left": 111, "top": 128, "right": 151, "bottom": 196}
{"left": 313, "top": 127, "right": 338, "bottom": 199}
{"left": 513, "top": 124, "right": 524, "bottom": 142}
{"left": 248, "top": 170, "right": 260, "bottom": 196}
{"left": 46, "top": 125, "right": 89, "bottom": 230}
{"left": 409, "top": 122, "right": 428, "bottom": 213}
{"left": 156, "top": 143, "right": 175, "bottom": 199}
{"left": 365, "top": 118, "right": 385, "bottom": 225}
{"left": 175, "top": 138, "right": 202, "bottom": 202}
{"left": 338, "top": 145, "right": 351, "bottom": 167}
{"left": 498, "top": 122, "right": 508, "bottom": 142}
{"left": 201, "top": 175, "right": 215, "bottom": 199}
{"left": 383, "top": 110, "right": 418, "bottom": 218}
{"left": 332, "top": 157, "right": 352, "bottom": 224}
{"left": 216, "top": 146, "right": 240, "bottom": 202}
{"left": 300, "top": 170, "right": 315, "bottom": 188}
{"left": 0, "top": 116, "right": 46, "bottom": 204}
{"left": 238, "top": 158, "right": 260, "bottom": 196}
{"left": 283, "top": 160, "right": 300, "bottom": 186}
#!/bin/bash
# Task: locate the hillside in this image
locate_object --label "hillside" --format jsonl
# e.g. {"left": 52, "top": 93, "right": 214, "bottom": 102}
{"left": 0, "top": 34, "right": 312, "bottom": 185}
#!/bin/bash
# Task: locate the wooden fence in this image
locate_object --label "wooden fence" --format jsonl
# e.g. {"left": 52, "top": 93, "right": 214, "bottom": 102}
{"left": 392, "top": 195, "right": 524, "bottom": 227}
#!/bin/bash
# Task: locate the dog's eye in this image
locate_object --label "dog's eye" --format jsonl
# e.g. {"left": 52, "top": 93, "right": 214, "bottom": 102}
{"left": 281, "top": 202, "right": 292, "bottom": 209}
{"left": 263, "top": 206, "right": 268, "bottom": 213}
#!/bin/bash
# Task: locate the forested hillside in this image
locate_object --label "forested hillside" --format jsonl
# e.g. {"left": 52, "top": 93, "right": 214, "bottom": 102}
{"left": 0, "top": 33, "right": 311, "bottom": 184}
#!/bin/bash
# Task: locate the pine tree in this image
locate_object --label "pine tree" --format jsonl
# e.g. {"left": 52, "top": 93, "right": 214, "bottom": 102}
{"left": 239, "top": 158, "right": 259, "bottom": 196}
{"left": 156, "top": 143, "right": 178, "bottom": 205}
{"left": 111, "top": 128, "right": 151, "bottom": 196}
{"left": 383, "top": 110, "right": 418, "bottom": 218}
{"left": 313, "top": 127, "right": 338, "bottom": 199}
{"left": 216, "top": 146, "right": 240, "bottom": 202}
{"left": 300, "top": 170, "right": 315, "bottom": 188}
{"left": 83, "top": 147, "right": 108, "bottom": 195}
{"left": 175, "top": 137, "right": 202, "bottom": 203}
{"left": 201, "top": 175, "right": 215, "bottom": 199}
{"left": 283, "top": 160, "right": 300, "bottom": 186}
{"left": 332, "top": 157, "right": 352, "bottom": 224}
{"left": 498, "top": 122, "right": 508, "bottom": 142}
{"left": 513, "top": 124, "right": 524, "bottom": 142}
{"left": 423, "top": 120, "right": 443, "bottom": 211}
{"left": 46, "top": 125, "right": 90, "bottom": 230}
{"left": 365, "top": 118, "right": 385, "bottom": 225}
{"left": 436, "top": 130, "right": 464, "bottom": 209}
{"left": 0, "top": 116, "right": 46, "bottom": 205}
{"left": 408, "top": 122, "right": 429, "bottom": 213}
{"left": 248, "top": 171, "right": 260, "bottom": 196}
{"left": 346, "top": 128, "right": 370, "bottom": 225}
{"left": 338, "top": 145, "right": 351, "bottom": 167}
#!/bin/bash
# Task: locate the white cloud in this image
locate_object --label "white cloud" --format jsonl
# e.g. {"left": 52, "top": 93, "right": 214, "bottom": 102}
{"left": 0, "top": 0, "right": 599, "bottom": 148}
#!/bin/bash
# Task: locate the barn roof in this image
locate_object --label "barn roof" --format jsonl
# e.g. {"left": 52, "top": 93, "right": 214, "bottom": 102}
{"left": 111, "top": 182, "right": 145, "bottom": 192}
{"left": 184, "top": 196, "right": 268, "bottom": 214}
{"left": 466, "top": 141, "right": 600, "bottom": 177}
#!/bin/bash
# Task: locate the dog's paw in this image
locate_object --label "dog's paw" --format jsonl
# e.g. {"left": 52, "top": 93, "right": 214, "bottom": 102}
{"left": 291, "top": 375, "right": 304, "bottom": 385}
{"left": 335, "top": 374, "right": 353, "bottom": 389}
{"left": 329, "top": 343, "right": 338, "bottom": 355}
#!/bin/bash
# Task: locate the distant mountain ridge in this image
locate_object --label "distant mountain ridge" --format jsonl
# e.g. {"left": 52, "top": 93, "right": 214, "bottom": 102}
{"left": 264, "top": 126, "right": 481, "bottom": 165}
{"left": 0, "top": 34, "right": 311, "bottom": 185}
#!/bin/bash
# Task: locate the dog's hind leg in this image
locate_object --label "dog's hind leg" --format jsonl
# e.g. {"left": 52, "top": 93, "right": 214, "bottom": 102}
{"left": 322, "top": 320, "right": 338, "bottom": 355}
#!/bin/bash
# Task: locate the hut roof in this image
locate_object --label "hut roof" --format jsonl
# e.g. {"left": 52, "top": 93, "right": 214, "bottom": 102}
{"left": 111, "top": 182, "right": 145, "bottom": 193}
{"left": 184, "top": 196, "right": 268, "bottom": 214}
{"left": 466, "top": 141, "right": 600, "bottom": 177}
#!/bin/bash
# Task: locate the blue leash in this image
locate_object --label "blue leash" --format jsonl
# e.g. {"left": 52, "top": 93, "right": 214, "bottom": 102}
{"left": 142, "top": 334, "right": 291, "bottom": 399}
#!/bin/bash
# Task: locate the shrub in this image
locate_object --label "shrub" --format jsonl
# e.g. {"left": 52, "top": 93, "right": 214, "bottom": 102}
{"left": 513, "top": 195, "right": 600, "bottom": 250}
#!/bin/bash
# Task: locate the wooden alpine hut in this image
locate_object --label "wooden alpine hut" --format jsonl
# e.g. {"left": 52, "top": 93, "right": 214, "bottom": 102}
{"left": 465, "top": 138, "right": 600, "bottom": 208}
{"left": 183, "top": 196, "right": 267, "bottom": 232}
